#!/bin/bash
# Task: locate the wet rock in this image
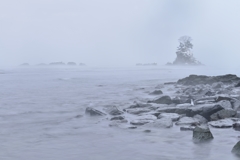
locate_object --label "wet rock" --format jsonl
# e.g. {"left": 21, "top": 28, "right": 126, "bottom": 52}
{"left": 232, "top": 141, "right": 240, "bottom": 156}
{"left": 217, "top": 100, "right": 232, "bottom": 109}
{"left": 144, "top": 118, "right": 173, "bottom": 128}
{"left": 210, "top": 109, "right": 237, "bottom": 121}
{"left": 193, "top": 125, "right": 214, "bottom": 142}
{"left": 178, "top": 74, "right": 240, "bottom": 86}
{"left": 157, "top": 106, "right": 191, "bottom": 115}
{"left": 85, "top": 107, "right": 106, "bottom": 116}
{"left": 164, "top": 82, "right": 176, "bottom": 85}
{"left": 148, "top": 95, "right": 172, "bottom": 104}
{"left": 175, "top": 117, "right": 200, "bottom": 126}
{"left": 155, "top": 84, "right": 164, "bottom": 89}
{"left": 235, "top": 82, "right": 240, "bottom": 87}
{"left": 126, "top": 108, "right": 151, "bottom": 115}
{"left": 212, "top": 82, "right": 223, "bottom": 89}
{"left": 128, "top": 103, "right": 152, "bottom": 109}
{"left": 193, "top": 114, "right": 208, "bottom": 124}
{"left": 233, "top": 122, "right": 240, "bottom": 131}
{"left": 180, "top": 126, "right": 195, "bottom": 131}
{"left": 128, "top": 126, "right": 137, "bottom": 129}
{"left": 172, "top": 96, "right": 191, "bottom": 104}
{"left": 130, "top": 119, "right": 154, "bottom": 125}
{"left": 208, "top": 119, "right": 234, "bottom": 128}
{"left": 187, "top": 104, "right": 224, "bottom": 121}
{"left": 144, "top": 130, "right": 151, "bottom": 133}
{"left": 136, "top": 114, "right": 157, "bottom": 121}
{"left": 110, "top": 116, "right": 125, "bottom": 121}
{"left": 149, "top": 90, "right": 163, "bottom": 95}
{"left": 104, "top": 106, "right": 124, "bottom": 115}
{"left": 158, "top": 113, "right": 181, "bottom": 121}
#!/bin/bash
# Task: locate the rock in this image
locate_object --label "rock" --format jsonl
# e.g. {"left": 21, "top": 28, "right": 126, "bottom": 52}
{"left": 157, "top": 107, "right": 191, "bottom": 115}
{"left": 217, "top": 100, "right": 232, "bottom": 109}
{"left": 155, "top": 84, "right": 164, "bottom": 89}
{"left": 178, "top": 74, "right": 240, "bottom": 86}
{"left": 175, "top": 117, "right": 200, "bottom": 126}
{"left": 164, "top": 82, "right": 176, "bottom": 85}
{"left": 187, "top": 104, "right": 224, "bottom": 121}
{"left": 180, "top": 126, "right": 195, "bottom": 131}
{"left": 193, "top": 125, "right": 214, "bottom": 142}
{"left": 128, "top": 103, "right": 152, "bottom": 109}
{"left": 208, "top": 119, "right": 234, "bottom": 128}
{"left": 144, "top": 130, "right": 151, "bottom": 133}
{"left": 176, "top": 103, "right": 193, "bottom": 108}
{"left": 109, "top": 120, "right": 128, "bottom": 127}
{"left": 233, "top": 122, "right": 240, "bottom": 131}
{"left": 158, "top": 113, "right": 181, "bottom": 121}
{"left": 235, "top": 82, "right": 240, "bottom": 87}
{"left": 104, "top": 106, "right": 124, "bottom": 115}
{"left": 148, "top": 95, "right": 172, "bottom": 104}
{"left": 210, "top": 109, "right": 237, "bottom": 121}
{"left": 144, "top": 118, "right": 173, "bottom": 128}
{"left": 232, "top": 141, "right": 240, "bottom": 156}
{"left": 149, "top": 90, "right": 163, "bottom": 95}
{"left": 130, "top": 119, "right": 153, "bottom": 125}
{"left": 126, "top": 108, "right": 151, "bottom": 115}
{"left": 172, "top": 96, "right": 191, "bottom": 104}
{"left": 193, "top": 114, "right": 208, "bottom": 124}
{"left": 79, "top": 63, "right": 86, "bottom": 66}
{"left": 212, "top": 82, "right": 223, "bottom": 89}
{"left": 85, "top": 107, "right": 106, "bottom": 116}
{"left": 136, "top": 114, "right": 157, "bottom": 121}
{"left": 110, "top": 116, "right": 125, "bottom": 121}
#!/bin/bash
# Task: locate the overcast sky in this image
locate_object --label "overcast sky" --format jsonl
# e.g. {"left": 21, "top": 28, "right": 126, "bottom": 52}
{"left": 1, "top": 0, "right": 240, "bottom": 67}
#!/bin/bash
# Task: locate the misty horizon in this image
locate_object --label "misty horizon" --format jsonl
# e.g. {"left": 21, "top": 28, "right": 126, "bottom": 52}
{"left": 1, "top": 0, "right": 240, "bottom": 68}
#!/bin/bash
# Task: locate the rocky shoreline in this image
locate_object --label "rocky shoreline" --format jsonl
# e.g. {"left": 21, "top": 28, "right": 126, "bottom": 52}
{"left": 85, "top": 74, "right": 240, "bottom": 157}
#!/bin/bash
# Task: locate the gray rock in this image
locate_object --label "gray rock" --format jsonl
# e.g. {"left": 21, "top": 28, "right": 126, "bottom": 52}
{"left": 212, "top": 82, "right": 223, "bottom": 89}
{"left": 193, "top": 114, "right": 208, "bottom": 124}
{"left": 180, "top": 126, "right": 195, "bottom": 131}
{"left": 210, "top": 109, "right": 237, "bottom": 121}
{"left": 148, "top": 95, "right": 172, "bottom": 104}
{"left": 126, "top": 108, "right": 151, "bottom": 115}
{"left": 130, "top": 119, "right": 154, "bottom": 125}
{"left": 233, "top": 122, "right": 240, "bottom": 131}
{"left": 175, "top": 117, "right": 200, "bottom": 126}
{"left": 110, "top": 116, "right": 125, "bottom": 121}
{"left": 104, "top": 106, "right": 124, "bottom": 115}
{"left": 232, "top": 141, "right": 240, "bottom": 156}
{"left": 217, "top": 100, "right": 232, "bottom": 109}
{"left": 149, "top": 90, "right": 163, "bottom": 95}
{"left": 85, "top": 107, "right": 106, "bottom": 116}
{"left": 158, "top": 113, "right": 181, "bottom": 121}
{"left": 144, "top": 118, "right": 173, "bottom": 128}
{"left": 187, "top": 104, "right": 224, "bottom": 121}
{"left": 193, "top": 125, "right": 214, "bottom": 142}
{"left": 128, "top": 103, "right": 152, "bottom": 109}
{"left": 208, "top": 119, "right": 234, "bottom": 128}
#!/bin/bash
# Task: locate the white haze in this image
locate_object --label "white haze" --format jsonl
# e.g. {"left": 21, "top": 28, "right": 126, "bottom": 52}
{"left": 1, "top": 0, "right": 240, "bottom": 67}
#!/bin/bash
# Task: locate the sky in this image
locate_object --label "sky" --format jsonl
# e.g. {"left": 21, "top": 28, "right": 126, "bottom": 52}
{"left": 1, "top": 0, "right": 240, "bottom": 67}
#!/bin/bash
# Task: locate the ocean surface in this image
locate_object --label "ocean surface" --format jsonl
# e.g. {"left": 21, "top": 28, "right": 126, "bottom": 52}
{"left": 0, "top": 65, "right": 240, "bottom": 160}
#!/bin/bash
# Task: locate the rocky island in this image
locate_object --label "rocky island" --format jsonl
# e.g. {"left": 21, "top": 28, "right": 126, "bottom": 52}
{"left": 167, "top": 36, "right": 202, "bottom": 66}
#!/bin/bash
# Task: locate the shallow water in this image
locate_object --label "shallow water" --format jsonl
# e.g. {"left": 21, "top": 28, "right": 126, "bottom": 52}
{"left": 0, "top": 66, "right": 240, "bottom": 160}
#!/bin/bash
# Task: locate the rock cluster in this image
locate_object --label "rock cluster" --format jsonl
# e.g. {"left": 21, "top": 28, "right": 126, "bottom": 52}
{"left": 84, "top": 74, "right": 240, "bottom": 154}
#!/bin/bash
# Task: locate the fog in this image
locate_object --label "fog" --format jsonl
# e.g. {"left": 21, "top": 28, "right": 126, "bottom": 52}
{"left": 1, "top": 0, "right": 240, "bottom": 67}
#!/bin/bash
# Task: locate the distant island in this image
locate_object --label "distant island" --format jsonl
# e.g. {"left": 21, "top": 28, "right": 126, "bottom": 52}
{"left": 167, "top": 36, "right": 202, "bottom": 66}
{"left": 20, "top": 62, "right": 86, "bottom": 66}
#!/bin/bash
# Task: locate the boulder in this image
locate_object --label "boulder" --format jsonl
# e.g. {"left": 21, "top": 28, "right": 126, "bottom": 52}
{"left": 217, "top": 100, "right": 232, "bottom": 109}
{"left": 126, "top": 108, "right": 151, "bottom": 115}
{"left": 208, "top": 119, "right": 234, "bottom": 128}
{"left": 144, "top": 118, "right": 173, "bottom": 128}
{"left": 128, "top": 103, "right": 152, "bottom": 109}
{"left": 212, "top": 82, "right": 223, "bottom": 89}
{"left": 232, "top": 141, "right": 240, "bottom": 156}
{"left": 85, "top": 107, "right": 106, "bottom": 116}
{"left": 210, "top": 109, "right": 237, "bottom": 121}
{"left": 180, "top": 126, "right": 195, "bottom": 131}
{"left": 158, "top": 113, "right": 181, "bottom": 121}
{"left": 175, "top": 117, "right": 200, "bottom": 126}
{"left": 110, "top": 116, "right": 125, "bottom": 121}
{"left": 193, "top": 114, "right": 208, "bottom": 124}
{"left": 157, "top": 107, "right": 191, "bottom": 115}
{"left": 104, "top": 106, "right": 124, "bottom": 115}
{"left": 193, "top": 125, "right": 214, "bottom": 142}
{"left": 148, "top": 95, "right": 172, "bottom": 104}
{"left": 187, "top": 104, "right": 224, "bottom": 121}
{"left": 130, "top": 119, "right": 154, "bottom": 125}
{"left": 149, "top": 90, "right": 163, "bottom": 95}
{"left": 233, "top": 122, "right": 240, "bottom": 131}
